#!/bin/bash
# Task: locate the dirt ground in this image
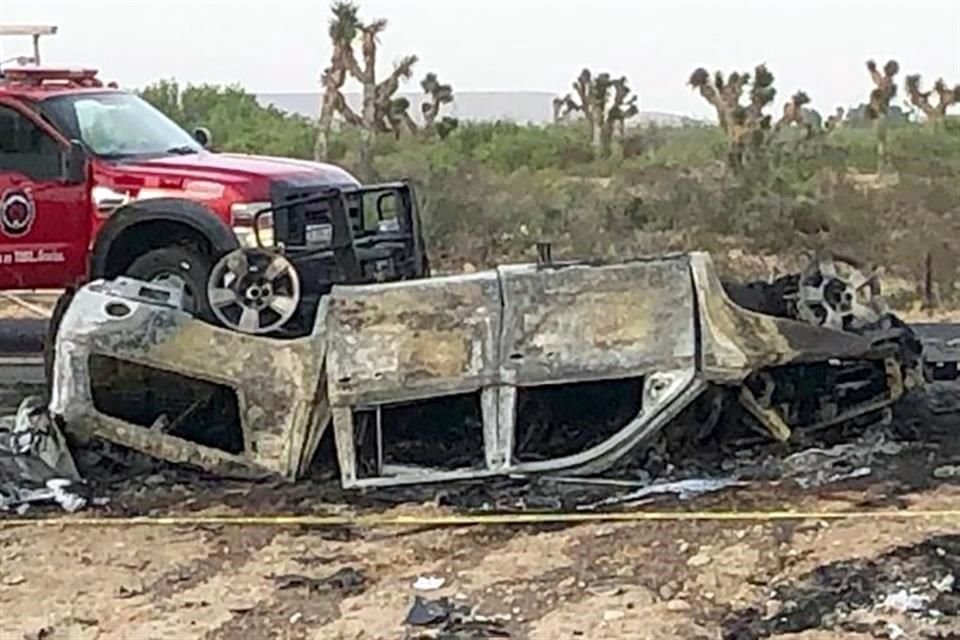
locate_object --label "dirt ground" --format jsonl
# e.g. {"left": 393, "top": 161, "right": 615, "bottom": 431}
{"left": 1, "top": 493, "right": 958, "bottom": 640}
{"left": 2, "top": 284, "right": 958, "bottom": 640}
{"left": 2, "top": 390, "right": 959, "bottom": 640}
{"left": 0, "top": 292, "right": 59, "bottom": 320}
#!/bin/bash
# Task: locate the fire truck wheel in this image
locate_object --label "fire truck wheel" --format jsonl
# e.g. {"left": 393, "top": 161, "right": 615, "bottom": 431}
{"left": 125, "top": 246, "right": 214, "bottom": 319}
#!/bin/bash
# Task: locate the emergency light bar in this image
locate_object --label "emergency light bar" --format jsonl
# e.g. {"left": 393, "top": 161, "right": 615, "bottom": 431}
{"left": 1, "top": 67, "right": 102, "bottom": 87}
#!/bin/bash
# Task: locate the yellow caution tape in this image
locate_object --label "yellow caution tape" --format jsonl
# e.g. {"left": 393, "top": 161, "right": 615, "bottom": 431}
{"left": 1, "top": 509, "right": 958, "bottom": 528}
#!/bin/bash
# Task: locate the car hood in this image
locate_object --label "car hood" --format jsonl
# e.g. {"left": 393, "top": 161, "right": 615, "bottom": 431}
{"left": 115, "top": 151, "right": 361, "bottom": 187}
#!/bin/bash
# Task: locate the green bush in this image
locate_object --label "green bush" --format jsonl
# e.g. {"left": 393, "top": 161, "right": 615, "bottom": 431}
{"left": 888, "top": 125, "right": 960, "bottom": 177}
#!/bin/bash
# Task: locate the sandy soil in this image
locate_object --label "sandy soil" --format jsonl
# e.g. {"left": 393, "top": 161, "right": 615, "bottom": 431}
{"left": 1, "top": 495, "right": 957, "bottom": 639}
{"left": 2, "top": 443, "right": 959, "bottom": 640}
{"left": 902, "top": 308, "right": 960, "bottom": 323}
{"left": 1, "top": 283, "right": 958, "bottom": 639}
{"left": 0, "top": 292, "right": 60, "bottom": 320}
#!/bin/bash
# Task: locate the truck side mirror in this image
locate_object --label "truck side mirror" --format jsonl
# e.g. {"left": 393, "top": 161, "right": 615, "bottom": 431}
{"left": 193, "top": 126, "right": 212, "bottom": 148}
{"left": 62, "top": 139, "right": 87, "bottom": 185}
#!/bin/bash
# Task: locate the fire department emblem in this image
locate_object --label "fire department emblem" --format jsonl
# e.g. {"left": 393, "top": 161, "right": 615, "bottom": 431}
{"left": 1, "top": 189, "right": 36, "bottom": 237}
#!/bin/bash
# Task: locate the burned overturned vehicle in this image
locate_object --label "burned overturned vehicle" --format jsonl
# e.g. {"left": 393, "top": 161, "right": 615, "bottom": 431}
{"left": 44, "top": 189, "right": 928, "bottom": 487}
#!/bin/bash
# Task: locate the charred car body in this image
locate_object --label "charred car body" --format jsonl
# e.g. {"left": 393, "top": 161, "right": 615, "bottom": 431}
{"left": 47, "top": 237, "right": 928, "bottom": 487}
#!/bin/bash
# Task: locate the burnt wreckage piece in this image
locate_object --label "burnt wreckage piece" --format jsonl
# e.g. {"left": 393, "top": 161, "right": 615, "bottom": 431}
{"left": 48, "top": 251, "right": 924, "bottom": 486}
{"left": 720, "top": 254, "right": 924, "bottom": 438}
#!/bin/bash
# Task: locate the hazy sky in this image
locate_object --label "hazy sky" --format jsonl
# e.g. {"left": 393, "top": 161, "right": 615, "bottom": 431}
{"left": 3, "top": 0, "right": 959, "bottom": 119}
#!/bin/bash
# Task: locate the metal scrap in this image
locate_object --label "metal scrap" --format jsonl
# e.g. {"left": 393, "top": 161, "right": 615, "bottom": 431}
{"left": 404, "top": 596, "right": 511, "bottom": 639}
{"left": 913, "top": 323, "right": 960, "bottom": 381}
{"left": 0, "top": 396, "right": 86, "bottom": 512}
{"left": 577, "top": 477, "right": 747, "bottom": 510}
{"left": 271, "top": 567, "right": 366, "bottom": 596}
{"left": 413, "top": 576, "right": 447, "bottom": 591}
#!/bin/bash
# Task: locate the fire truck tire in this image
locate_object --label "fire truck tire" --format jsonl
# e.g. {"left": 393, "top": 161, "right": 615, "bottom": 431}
{"left": 125, "top": 246, "right": 214, "bottom": 320}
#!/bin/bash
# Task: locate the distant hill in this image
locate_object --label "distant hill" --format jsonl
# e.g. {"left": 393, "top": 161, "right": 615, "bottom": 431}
{"left": 256, "top": 91, "right": 705, "bottom": 127}
{"left": 258, "top": 91, "right": 555, "bottom": 124}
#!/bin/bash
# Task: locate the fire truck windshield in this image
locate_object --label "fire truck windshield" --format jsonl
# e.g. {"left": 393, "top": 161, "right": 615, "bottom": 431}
{"left": 41, "top": 91, "right": 202, "bottom": 159}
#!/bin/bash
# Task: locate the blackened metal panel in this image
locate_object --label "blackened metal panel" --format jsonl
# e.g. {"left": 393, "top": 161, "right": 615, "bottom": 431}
{"left": 325, "top": 272, "right": 503, "bottom": 407}
{"left": 688, "top": 252, "right": 884, "bottom": 383}
{"left": 497, "top": 257, "right": 698, "bottom": 386}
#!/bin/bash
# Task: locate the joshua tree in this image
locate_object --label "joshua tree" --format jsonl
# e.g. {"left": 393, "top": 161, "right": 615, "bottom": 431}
{"left": 904, "top": 74, "right": 960, "bottom": 127}
{"left": 314, "top": 1, "right": 363, "bottom": 161}
{"left": 777, "top": 91, "right": 809, "bottom": 127}
{"left": 382, "top": 96, "right": 418, "bottom": 137}
{"left": 552, "top": 96, "right": 567, "bottom": 123}
{"left": 372, "top": 54, "right": 418, "bottom": 133}
{"left": 558, "top": 69, "right": 638, "bottom": 157}
{"left": 325, "top": 2, "right": 419, "bottom": 178}
{"left": 689, "top": 64, "right": 776, "bottom": 166}
{"left": 318, "top": 3, "right": 455, "bottom": 165}
{"left": 866, "top": 59, "right": 899, "bottom": 118}
{"left": 865, "top": 59, "right": 899, "bottom": 170}
{"left": 604, "top": 76, "right": 638, "bottom": 147}
{"left": 776, "top": 91, "right": 822, "bottom": 137}
{"left": 347, "top": 17, "right": 385, "bottom": 176}
{"left": 434, "top": 117, "right": 459, "bottom": 139}
{"left": 420, "top": 72, "right": 455, "bottom": 132}
{"left": 825, "top": 107, "right": 845, "bottom": 131}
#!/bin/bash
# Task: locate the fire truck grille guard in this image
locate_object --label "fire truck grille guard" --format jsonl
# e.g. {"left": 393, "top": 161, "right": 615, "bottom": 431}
{"left": 261, "top": 181, "right": 427, "bottom": 296}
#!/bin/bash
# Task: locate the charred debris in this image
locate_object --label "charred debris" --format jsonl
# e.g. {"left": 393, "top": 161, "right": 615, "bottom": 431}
{"left": 4, "top": 248, "right": 957, "bottom": 510}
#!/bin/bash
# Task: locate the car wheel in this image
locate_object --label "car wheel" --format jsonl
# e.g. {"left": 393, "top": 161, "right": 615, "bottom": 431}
{"left": 125, "top": 246, "right": 214, "bottom": 319}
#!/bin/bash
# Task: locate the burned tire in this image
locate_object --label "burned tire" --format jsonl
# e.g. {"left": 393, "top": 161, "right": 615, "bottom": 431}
{"left": 43, "top": 287, "right": 76, "bottom": 395}
{"left": 125, "top": 246, "right": 214, "bottom": 320}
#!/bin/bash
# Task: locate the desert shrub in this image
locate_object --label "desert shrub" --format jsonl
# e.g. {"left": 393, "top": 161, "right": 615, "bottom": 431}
{"left": 446, "top": 121, "right": 595, "bottom": 172}
{"left": 824, "top": 127, "right": 881, "bottom": 171}
{"left": 623, "top": 125, "right": 727, "bottom": 167}
{"left": 888, "top": 125, "right": 960, "bottom": 177}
